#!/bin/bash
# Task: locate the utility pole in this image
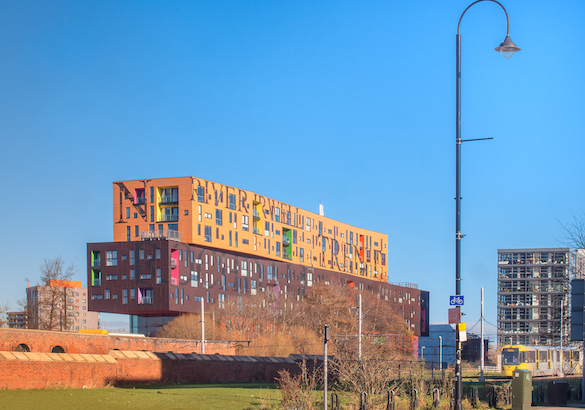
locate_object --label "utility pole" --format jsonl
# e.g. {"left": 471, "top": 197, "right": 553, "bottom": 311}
{"left": 201, "top": 298, "right": 205, "bottom": 354}
{"left": 480, "top": 287, "right": 485, "bottom": 382}
{"left": 324, "top": 324, "right": 329, "bottom": 410}
{"left": 358, "top": 293, "right": 362, "bottom": 361}
{"left": 560, "top": 300, "right": 564, "bottom": 376}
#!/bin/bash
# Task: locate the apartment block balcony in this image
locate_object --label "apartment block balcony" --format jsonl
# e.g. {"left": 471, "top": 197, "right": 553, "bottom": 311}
{"left": 135, "top": 197, "right": 146, "bottom": 205}
{"left": 253, "top": 227, "right": 261, "bottom": 235}
{"left": 139, "top": 296, "right": 153, "bottom": 305}
{"left": 92, "top": 258, "right": 101, "bottom": 267}
{"left": 283, "top": 236, "right": 290, "bottom": 245}
{"left": 253, "top": 209, "right": 261, "bottom": 220}
{"left": 92, "top": 279, "right": 101, "bottom": 286}
{"left": 283, "top": 252, "right": 291, "bottom": 260}
{"left": 160, "top": 195, "right": 179, "bottom": 204}
{"left": 140, "top": 230, "right": 182, "bottom": 242}
{"left": 160, "top": 214, "right": 179, "bottom": 222}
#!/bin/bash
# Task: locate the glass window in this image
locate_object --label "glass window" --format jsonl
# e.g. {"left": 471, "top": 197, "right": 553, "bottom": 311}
{"left": 106, "top": 251, "right": 118, "bottom": 266}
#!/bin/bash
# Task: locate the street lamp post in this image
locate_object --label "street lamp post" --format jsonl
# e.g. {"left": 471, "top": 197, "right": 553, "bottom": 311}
{"left": 439, "top": 335, "right": 443, "bottom": 370}
{"left": 454, "top": 2, "right": 520, "bottom": 410}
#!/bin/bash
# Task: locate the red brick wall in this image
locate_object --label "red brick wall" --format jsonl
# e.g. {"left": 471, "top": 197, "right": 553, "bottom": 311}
{"left": 0, "top": 329, "right": 313, "bottom": 390}
{"left": 0, "top": 328, "right": 235, "bottom": 355}
{"left": 0, "top": 351, "right": 306, "bottom": 389}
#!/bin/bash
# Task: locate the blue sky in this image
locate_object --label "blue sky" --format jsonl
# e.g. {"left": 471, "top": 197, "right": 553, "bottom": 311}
{"left": 0, "top": 0, "right": 584, "bottom": 338}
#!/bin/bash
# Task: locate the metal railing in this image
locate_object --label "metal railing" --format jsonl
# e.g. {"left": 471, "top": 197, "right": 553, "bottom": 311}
{"left": 140, "top": 230, "right": 182, "bottom": 242}
{"left": 160, "top": 214, "right": 179, "bottom": 222}
{"left": 159, "top": 195, "right": 178, "bottom": 204}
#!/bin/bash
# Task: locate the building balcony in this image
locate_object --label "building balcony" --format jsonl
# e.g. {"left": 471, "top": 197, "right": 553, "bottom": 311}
{"left": 92, "top": 279, "right": 101, "bottom": 286}
{"left": 135, "top": 197, "right": 146, "bottom": 205}
{"left": 92, "top": 259, "right": 101, "bottom": 267}
{"left": 139, "top": 297, "right": 153, "bottom": 305}
{"left": 283, "top": 252, "right": 291, "bottom": 260}
{"left": 253, "top": 210, "right": 261, "bottom": 220}
{"left": 160, "top": 195, "right": 179, "bottom": 204}
{"left": 140, "top": 229, "right": 182, "bottom": 242}
{"left": 283, "top": 236, "right": 290, "bottom": 245}
{"left": 160, "top": 214, "right": 179, "bottom": 222}
{"left": 253, "top": 227, "right": 261, "bottom": 235}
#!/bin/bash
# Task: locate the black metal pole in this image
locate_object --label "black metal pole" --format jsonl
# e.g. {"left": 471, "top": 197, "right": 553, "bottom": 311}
{"left": 455, "top": 30, "right": 463, "bottom": 410}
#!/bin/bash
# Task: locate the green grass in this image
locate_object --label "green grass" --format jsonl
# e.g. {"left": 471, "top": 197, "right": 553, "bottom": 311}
{"left": 0, "top": 383, "right": 282, "bottom": 410}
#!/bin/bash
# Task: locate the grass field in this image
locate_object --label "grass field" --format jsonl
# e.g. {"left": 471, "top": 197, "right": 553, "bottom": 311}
{"left": 0, "top": 383, "right": 282, "bottom": 410}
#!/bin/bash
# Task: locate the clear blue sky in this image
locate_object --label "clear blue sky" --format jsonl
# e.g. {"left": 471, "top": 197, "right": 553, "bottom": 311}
{"left": 1, "top": 0, "right": 584, "bottom": 338}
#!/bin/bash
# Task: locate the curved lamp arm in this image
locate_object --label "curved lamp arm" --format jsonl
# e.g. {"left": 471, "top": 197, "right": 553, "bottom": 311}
{"left": 457, "top": 0, "right": 520, "bottom": 58}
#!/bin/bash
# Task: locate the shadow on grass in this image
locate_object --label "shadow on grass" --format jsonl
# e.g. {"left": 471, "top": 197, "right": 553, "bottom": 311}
{"left": 120, "top": 382, "right": 278, "bottom": 391}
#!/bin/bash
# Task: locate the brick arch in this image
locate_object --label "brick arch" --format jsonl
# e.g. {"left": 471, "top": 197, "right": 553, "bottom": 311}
{"left": 51, "top": 345, "right": 65, "bottom": 353}
{"left": 15, "top": 343, "right": 30, "bottom": 352}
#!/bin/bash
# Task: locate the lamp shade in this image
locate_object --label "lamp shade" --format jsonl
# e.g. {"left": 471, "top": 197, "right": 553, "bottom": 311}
{"left": 495, "top": 34, "right": 520, "bottom": 59}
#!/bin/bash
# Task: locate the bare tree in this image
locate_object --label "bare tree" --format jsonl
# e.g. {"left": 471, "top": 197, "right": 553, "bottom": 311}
{"left": 558, "top": 212, "right": 585, "bottom": 250}
{"left": 0, "top": 302, "right": 10, "bottom": 328}
{"left": 27, "top": 257, "right": 76, "bottom": 330}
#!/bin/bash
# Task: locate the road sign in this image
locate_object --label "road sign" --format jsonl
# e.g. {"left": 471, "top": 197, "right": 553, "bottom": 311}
{"left": 449, "top": 307, "right": 461, "bottom": 324}
{"left": 450, "top": 295, "right": 464, "bottom": 306}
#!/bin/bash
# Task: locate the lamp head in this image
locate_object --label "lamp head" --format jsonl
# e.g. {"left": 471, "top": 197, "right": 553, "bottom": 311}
{"left": 495, "top": 35, "right": 520, "bottom": 59}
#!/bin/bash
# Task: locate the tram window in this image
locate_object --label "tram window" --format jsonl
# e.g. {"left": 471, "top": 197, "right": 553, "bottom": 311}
{"left": 503, "top": 348, "right": 519, "bottom": 365}
{"left": 527, "top": 351, "right": 535, "bottom": 363}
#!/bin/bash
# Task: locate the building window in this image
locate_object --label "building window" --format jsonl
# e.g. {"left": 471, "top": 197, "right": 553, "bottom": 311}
{"left": 228, "top": 194, "right": 236, "bottom": 210}
{"left": 168, "top": 224, "right": 178, "bottom": 231}
{"left": 130, "top": 250, "right": 135, "bottom": 265}
{"left": 126, "top": 207, "right": 130, "bottom": 219}
{"left": 106, "top": 251, "right": 118, "bottom": 266}
{"left": 216, "top": 209, "right": 223, "bottom": 226}
{"left": 197, "top": 186, "right": 205, "bottom": 202}
{"left": 131, "top": 269, "right": 135, "bottom": 280}
{"left": 157, "top": 268, "right": 161, "bottom": 284}
{"left": 150, "top": 206, "right": 154, "bottom": 222}
{"left": 140, "top": 249, "right": 144, "bottom": 260}
{"left": 204, "top": 226, "right": 211, "bottom": 242}
{"left": 127, "top": 226, "right": 131, "bottom": 241}
{"left": 150, "top": 186, "right": 154, "bottom": 203}
{"left": 242, "top": 215, "right": 249, "bottom": 231}
{"left": 134, "top": 226, "right": 139, "bottom": 237}
{"left": 306, "top": 217, "right": 311, "bottom": 232}
{"left": 105, "top": 289, "right": 110, "bottom": 300}
{"left": 131, "top": 288, "right": 136, "bottom": 299}
{"left": 156, "top": 248, "right": 161, "bottom": 259}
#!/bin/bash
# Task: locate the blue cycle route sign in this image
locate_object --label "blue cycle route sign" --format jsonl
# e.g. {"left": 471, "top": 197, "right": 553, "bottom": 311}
{"left": 449, "top": 295, "right": 464, "bottom": 306}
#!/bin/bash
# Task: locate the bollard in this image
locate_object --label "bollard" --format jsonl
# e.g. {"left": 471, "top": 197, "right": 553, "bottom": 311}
{"left": 411, "top": 388, "right": 419, "bottom": 410}
{"left": 537, "top": 384, "right": 545, "bottom": 404}
{"left": 506, "top": 384, "right": 512, "bottom": 406}
{"left": 330, "top": 393, "right": 339, "bottom": 410}
{"left": 432, "top": 388, "right": 440, "bottom": 409}
{"left": 489, "top": 386, "right": 497, "bottom": 408}
{"left": 360, "top": 392, "right": 369, "bottom": 410}
{"left": 471, "top": 386, "right": 479, "bottom": 408}
{"left": 387, "top": 390, "right": 396, "bottom": 410}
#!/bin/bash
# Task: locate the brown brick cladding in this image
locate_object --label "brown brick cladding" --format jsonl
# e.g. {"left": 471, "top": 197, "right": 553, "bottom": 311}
{"left": 0, "top": 328, "right": 235, "bottom": 355}
{"left": 88, "top": 240, "right": 426, "bottom": 334}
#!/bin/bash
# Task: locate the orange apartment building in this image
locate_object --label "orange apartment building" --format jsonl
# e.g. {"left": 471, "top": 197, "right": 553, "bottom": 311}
{"left": 88, "top": 176, "right": 428, "bottom": 335}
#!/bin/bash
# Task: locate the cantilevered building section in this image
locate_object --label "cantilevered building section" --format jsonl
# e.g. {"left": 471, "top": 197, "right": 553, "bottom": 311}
{"left": 497, "top": 248, "right": 584, "bottom": 347}
{"left": 88, "top": 176, "right": 428, "bottom": 336}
